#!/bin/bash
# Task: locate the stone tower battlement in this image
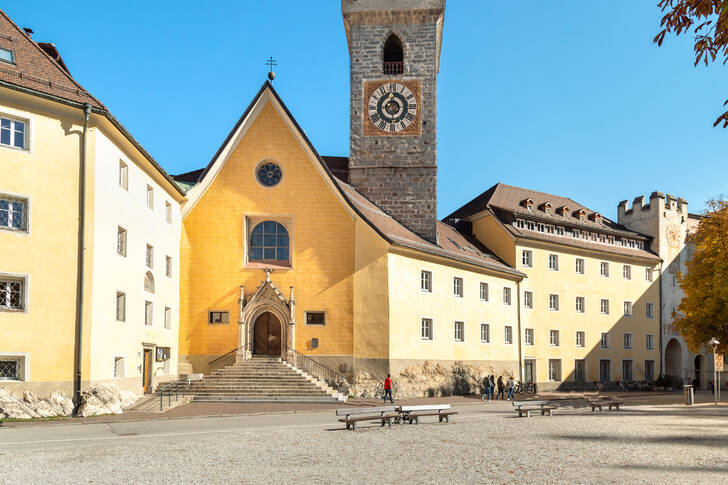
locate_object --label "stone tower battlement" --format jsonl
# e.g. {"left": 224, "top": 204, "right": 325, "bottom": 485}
{"left": 618, "top": 191, "right": 688, "bottom": 221}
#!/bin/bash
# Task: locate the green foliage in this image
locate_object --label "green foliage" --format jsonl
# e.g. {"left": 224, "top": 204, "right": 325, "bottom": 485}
{"left": 674, "top": 199, "right": 728, "bottom": 353}
{"left": 655, "top": 1, "right": 728, "bottom": 127}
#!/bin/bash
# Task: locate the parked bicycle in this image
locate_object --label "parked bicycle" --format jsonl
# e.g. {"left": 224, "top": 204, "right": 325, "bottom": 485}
{"left": 514, "top": 381, "right": 539, "bottom": 395}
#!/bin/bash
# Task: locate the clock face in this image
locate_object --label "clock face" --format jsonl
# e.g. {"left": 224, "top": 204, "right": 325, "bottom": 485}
{"left": 363, "top": 80, "right": 421, "bottom": 136}
{"left": 666, "top": 223, "right": 681, "bottom": 248}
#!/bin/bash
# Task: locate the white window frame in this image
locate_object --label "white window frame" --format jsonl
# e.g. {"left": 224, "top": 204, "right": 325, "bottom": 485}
{"left": 623, "top": 301, "right": 632, "bottom": 317}
{"left": 645, "top": 267, "right": 653, "bottom": 282}
{"left": 576, "top": 330, "right": 586, "bottom": 348}
{"left": 0, "top": 193, "right": 29, "bottom": 233}
{"left": 575, "top": 258, "right": 585, "bottom": 275}
{"left": 453, "top": 276, "right": 463, "bottom": 298}
{"left": 420, "top": 270, "right": 432, "bottom": 293}
{"left": 548, "top": 359, "right": 562, "bottom": 381}
{"left": 548, "top": 254, "right": 559, "bottom": 271}
{"left": 549, "top": 329, "right": 560, "bottom": 347}
{"left": 480, "top": 323, "right": 490, "bottom": 344}
{"left": 0, "top": 114, "right": 28, "bottom": 151}
{"left": 623, "top": 333, "right": 633, "bottom": 350}
{"left": 548, "top": 293, "right": 559, "bottom": 311}
{"left": 479, "top": 282, "right": 489, "bottom": 302}
{"left": 454, "top": 321, "right": 465, "bottom": 342}
{"left": 600, "top": 299, "right": 609, "bottom": 315}
{"left": 523, "top": 290, "right": 533, "bottom": 309}
{"left": 0, "top": 273, "right": 28, "bottom": 312}
{"left": 623, "top": 264, "right": 631, "bottom": 280}
{"left": 575, "top": 296, "right": 585, "bottom": 313}
{"left": 600, "top": 261, "right": 609, "bottom": 277}
{"left": 503, "top": 287, "right": 512, "bottom": 305}
{"left": 524, "top": 328, "right": 534, "bottom": 346}
{"left": 522, "top": 250, "right": 532, "bottom": 267}
{"left": 421, "top": 317, "right": 433, "bottom": 341}
{"left": 0, "top": 352, "right": 30, "bottom": 381}
{"left": 504, "top": 325, "right": 513, "bottom": 345}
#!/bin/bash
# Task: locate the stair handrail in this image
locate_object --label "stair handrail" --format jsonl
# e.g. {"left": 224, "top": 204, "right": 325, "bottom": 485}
{"left": 284, "top": 345, "right": 349, "bottom": 392}
{"left": 157, "top": 376, "right": 193, "bottom": 411}
{"left": 206, "top": 346, "right": 244, "bottom": 374}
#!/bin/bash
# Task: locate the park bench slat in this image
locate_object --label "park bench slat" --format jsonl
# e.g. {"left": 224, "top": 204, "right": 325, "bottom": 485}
{"left": 335, "top": 406, "right": 396, "bottom": 417}
{"left": 398, "top": 404, "right": 451, "bottom": 412}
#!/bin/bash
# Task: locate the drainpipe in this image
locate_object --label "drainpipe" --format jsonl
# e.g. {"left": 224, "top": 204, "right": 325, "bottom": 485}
{"left": 516, "top": 279, "right": 523, "bottom": 382}
{"left": 72, "top": 103, "right": 92, "bottom": 416}
{"left": 658, "top": 262, "right": 664, "bottom": 378}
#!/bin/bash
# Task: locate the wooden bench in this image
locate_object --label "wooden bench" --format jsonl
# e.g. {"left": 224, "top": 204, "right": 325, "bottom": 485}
{"left": 587, "top": 397, "right": 624, "bottom": 412}
{"left": 398, "top": 404, "right": 458, "bottom": 424}
{"left": 512, "top": 400, "right": 558, "bottom": 417}
{"left": 336, "top": 406, "right": 399, "bottom": 431}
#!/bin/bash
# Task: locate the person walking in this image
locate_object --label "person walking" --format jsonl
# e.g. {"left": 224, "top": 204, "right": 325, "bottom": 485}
{"left": 497, "top": 375, "right": 505, "bottom": 400}
{"left": 383, "top": 374, "right": 394, "bottom": 404}
{"left": 481, "top": 375, "right": 493, "bottom": 401}
{"left": 506, "top": 376, "right": 515, "bottom": 400}
{"left": 488, "top": 375, "right": 495, "bottom": 401}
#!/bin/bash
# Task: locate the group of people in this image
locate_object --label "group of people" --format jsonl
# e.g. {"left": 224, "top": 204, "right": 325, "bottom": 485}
{"left": 481, "top": 375, "right": 515, "bottom": 401}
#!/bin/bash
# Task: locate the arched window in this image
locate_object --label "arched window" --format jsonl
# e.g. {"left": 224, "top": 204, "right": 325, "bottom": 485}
{"left": 249, "top": 221, "right": 289, "bottom": 264}
{"left": 383, "top": 34, "right": 403, "bottom": 75}
{"left": 144, "top": 271, "right": 155, "bottom": 293}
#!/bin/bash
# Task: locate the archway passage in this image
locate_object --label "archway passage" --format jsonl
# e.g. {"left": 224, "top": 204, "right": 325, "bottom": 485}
{"left": 665, "top": 338, "right": 682, "bottom": 379}
{"left": 253, "top": 312, "right": 281, "bottom": 356}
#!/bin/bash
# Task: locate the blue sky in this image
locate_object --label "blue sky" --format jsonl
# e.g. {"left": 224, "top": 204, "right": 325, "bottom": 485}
{"left": 6, "top": 1, "right": 726, "bottom": 218}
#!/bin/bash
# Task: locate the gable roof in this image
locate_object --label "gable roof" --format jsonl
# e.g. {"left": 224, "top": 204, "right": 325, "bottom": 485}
{"left": 447, "top": 183, "right": 660, "bottom": 261}
{"left": 0, "top": 9, "right": 184, "bottom": 197}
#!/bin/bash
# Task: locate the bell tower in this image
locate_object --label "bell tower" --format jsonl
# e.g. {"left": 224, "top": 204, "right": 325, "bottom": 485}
{"left": 342, "top": 0, "right": 445, "bottom": 243}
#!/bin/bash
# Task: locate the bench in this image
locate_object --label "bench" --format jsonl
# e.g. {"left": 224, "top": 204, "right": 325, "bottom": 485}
{"left": 512, "top": 400, "right": 558, "bottom": 417}
{"left": 587, "top": 397, "right": 624, "bottom": 412}
{"left": 336, "top": 406, "right": 398, "bottom": 431}
{"left": 398, "top": 404, "right": 458, "bottom": 424}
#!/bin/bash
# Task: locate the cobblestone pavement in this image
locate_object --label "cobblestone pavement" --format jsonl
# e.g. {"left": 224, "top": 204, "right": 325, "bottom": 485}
{"left": 2, "top": 399, "right": 728, "bottom": 484}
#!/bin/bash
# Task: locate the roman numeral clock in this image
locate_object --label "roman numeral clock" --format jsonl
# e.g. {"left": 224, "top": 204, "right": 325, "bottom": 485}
{"left": 363, "top": 80, "right": 421, "bottom": 136}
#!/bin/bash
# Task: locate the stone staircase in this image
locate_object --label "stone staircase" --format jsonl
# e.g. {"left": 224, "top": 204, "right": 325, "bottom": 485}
{"left": 157, "top": 356, "right": 346, "bottom": 403}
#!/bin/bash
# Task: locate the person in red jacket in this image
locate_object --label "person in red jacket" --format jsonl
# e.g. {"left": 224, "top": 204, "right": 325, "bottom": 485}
{"left": 383, "top": 374, "right": 394, "bottom": 404}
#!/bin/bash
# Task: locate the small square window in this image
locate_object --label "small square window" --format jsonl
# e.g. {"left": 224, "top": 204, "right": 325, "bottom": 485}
{"left": 480, "top": 323, "right": 490, "bottom": 343}
{"left": 119, "top": 161, "right": 128, "bottom": 190}
{"left": 576, "top": 331, "right": 585, "bottom": 348}
{"left": 116, "top": 292, "right": 126, "bottom": 321}
{"left": 523, "top": 291, "right": 533, "bottom": 309}
{"left": 504, "top": 325, "right": 513, "bottom": 344}
{"left": 0, "top": 196, "right": 27, "bottom": 232}
{"left": 454, "top": 321, "right": 464, "bottom": 342}
{"left": 421, "top": 318, "right": 433, "bottom": 340}
{"left": 479, "top": 282, "right": 489, "bottom": 301}
{"left": 453, "top": 277, "right": 463, "bottom": 298}
{"left": 305, "top": 311, "right": 326, "bottom": 325}
{"left": 421, "top": 270, "right": 432, "bottom": 293}
{"left": 0, "top": 276, "right": 25, "bottom": 311}
{"left": 503, "top": 287, "right": 512, "bottom": 305}
{"left": 524, "top": 328, "right": 534, "bottom": 346}
{"left": 208, "top": 311, "right": 229, "bottom": 324}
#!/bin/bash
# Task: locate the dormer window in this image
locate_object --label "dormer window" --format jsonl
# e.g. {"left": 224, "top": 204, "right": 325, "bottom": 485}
{"left": 383, "top": 34, "right": 403, "bottom": 75}
{"left": 521, "top": 198, "right": 534, "bottom": 211}
{"left": 557, "top": 206, "right": 569, "bottom": 218}
{"left": 539, "top": 202, "right": 552, "bottom": 215}
{"left": 589, "top": 212, "right": 602, "bottom": 223}
{"left": 574, "top": 209, "right": 586, "bottom": 221}
{"left": 0, "top": 47, "right": 15, "bottom": 65}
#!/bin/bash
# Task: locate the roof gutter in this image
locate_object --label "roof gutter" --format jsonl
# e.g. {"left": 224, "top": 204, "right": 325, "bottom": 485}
{"left": 72, "top": 103, "right": 92, "bottom": 416}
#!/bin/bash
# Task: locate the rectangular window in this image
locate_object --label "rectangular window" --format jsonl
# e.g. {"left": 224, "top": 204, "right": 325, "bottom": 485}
{"left": 600, "top": 261, "right": 609, "bottom": 277}
{"left": 0, "top": 116, "right": 26, "bottom": 149}
{"left": 622, "top": 360, "right": 633, "bottom": 381}
{"left": 144, "top": 301, "right": 153, "bottom": 326}
{"left": 646, "top": 302, "right": 654, "bottom": 318}
{"left": 480, "top": 323, "right": 490, "bottom": 343}
{"left": 0, "top": 360, "right": 19, "bottom": 380}
{"left": 576, "top": 331, "right": 585, "bottom": 348}
{"left": 524, "top": 328, "right": 534, "bottom": 346}
{"left": 548, "top": 359, "right": 562, "bottom": 381}
{"left": 574, "top": 359, "right": 585, "bottom": 382}
{"left": 453, "top": 277, "right": 463, "bottom": 298}
{"left": 601, "top": 332, "right": 609, "bottom": 348}
{"left": 305, "top": 312, "right": 326, "bottom": 325}
{"left": 575, "top": 258, "right": 585, "bottom": 274}
{"left": 164, "top": 307, "right": 171, "bottom": 329}
{"left": 504, "top": 325, "right": 513, "bottom": 344}
{"left": 624, "top": 333, "right": 633, "bottom": 350}
{"left": 146, "top": 244, "right": 153, "bottom": 269}
{"left": 208, "top": 311, "right": 229, "bottom": 324}
{"left": 119, "top": 161, "right": 128, "bottom": 190}
{"left": 166, "top": 256, "right": 172, "bottom": 278}
{"left": 146, "top": 185, "right": 154, "bottom": 210}
{"left": 421, "top": 270, "right": 432, "bottom": 293}
{"left": 624, "top": 301, "right": 632, "bottom": 316}
{"left": 623, "top": 264, "right": 631, "bottom": 280}
{"left": 522, "top": 250, "right": 532, "bottom": 267}
{"left": 117, "top": 227, "right": 127, "bottom": 256}
{"left": 549, "top": 329, "right": 560, "bottom": 347}
{"left": 575, "top": 296, "right": 585, "bottom": 313}
{"left": 503, "top": 287, "right": 511, "bottom": 305}
{"left": 549, "top": 294, "right": 559, "bottom": 311}
{"left": 454, "top": 321, "right": 464, "bottom": 342}
{"left": 116, "top": 292, "right": 126, "bottom": 321}
{"left": 523, "top": 291, "right": 533, "bottom": 309}
{"left": 0, "top": 277, "right": 25, "bottom": 311}
{"left": 548, "top": 254, "right": 559, "bottom": 271}
{"left": 646, "top": 334, "right": 655, "bottom": 350}
{"left": 0, "top": 47, "right": 15, "bottom": 64}
{"left": 421, "top": 318, "right": 433, "bottom": 340}
{"left": 479, "top": 282, "right": 489, "bottom": 301}
{"left": 645, "top": 267, "right": 653, "bottom": 282}
{"left": 113, "top": 357, "right": 125, "bottom": 378}
{"left": 165, "top": 201, "right": 172, "bottom": 223}
{"left": 599, "top": 360, "right": 611, "bottom": 382}
{"left": 600, "top": 299, "right": 609, "bottom": 314}
{"left": 0, "top": 196, "right": 27, "bottom": 231}
{"left": 645, "top": 360, "right": 655, "bottom": 381}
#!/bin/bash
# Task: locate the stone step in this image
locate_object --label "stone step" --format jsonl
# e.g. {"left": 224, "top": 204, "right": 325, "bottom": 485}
{"left": 193, "top": 396, "right": 340, "bottom": 403}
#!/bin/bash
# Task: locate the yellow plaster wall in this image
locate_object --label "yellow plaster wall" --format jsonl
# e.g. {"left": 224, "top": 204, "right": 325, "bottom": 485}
{"left": 387, "top": 249, "right": 520, "bottom": 364}
{"left": 180, "top": 101, "right": 355, "bottom": 362}
{"left": 516, "top": 241, "right": 660, "bottom": 385}
{"left": 472, "top": 214, "right": 516, "bottom": 267}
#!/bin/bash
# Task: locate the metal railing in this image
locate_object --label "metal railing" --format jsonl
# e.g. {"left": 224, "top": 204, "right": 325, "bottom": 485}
{"left": 285, "top": 346, "right": 349, "bottom": 393}
{"left": 158, "top": 376, "right": 193, "bottom": 411}
{"left": 206, "top": 346, "right": 243, "bottom": 375}
{"left": 383, "top": 61, "right": 403, "bottom": 75}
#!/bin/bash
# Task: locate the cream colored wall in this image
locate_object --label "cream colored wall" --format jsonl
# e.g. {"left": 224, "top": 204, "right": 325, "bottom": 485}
{"left": 387, "top": 249, "right": 520, "bottom": 368}
{"left": 88, "top": 129, "right": 181, "bottom": 391}
{"left": 472, "top": 214, "right": 516, "bottom": 267}
{"left": 516, "top": 240, "right": 660, "bottom": 386}
{"left": 180, "top": 100, "right": 355, "bottom": 366}
{"left": 0, "top": 93, "right": 87, "bottom": 387}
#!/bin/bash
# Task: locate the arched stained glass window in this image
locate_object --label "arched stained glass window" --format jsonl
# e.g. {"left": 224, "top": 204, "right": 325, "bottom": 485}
{"left": 250, "top": 221, "right": 289, "bottom": 263}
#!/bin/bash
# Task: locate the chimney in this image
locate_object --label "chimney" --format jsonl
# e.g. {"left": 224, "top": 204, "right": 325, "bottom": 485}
{"left": 23, "top": 27, "right": 33, "bottom": 39}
